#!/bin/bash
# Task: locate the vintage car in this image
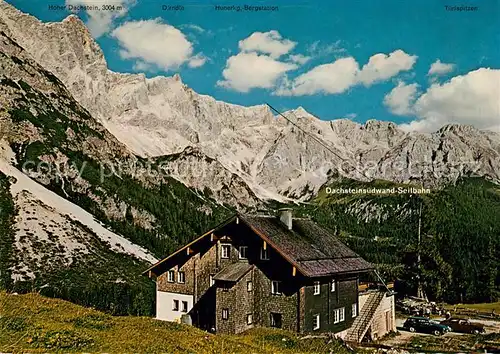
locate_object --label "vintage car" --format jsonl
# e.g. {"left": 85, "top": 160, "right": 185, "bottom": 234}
{"left": 403, "top": 316, "right": 451, "bottom": 335}
{"left": 440, "top": 317, "right": 486, "bottom": 334}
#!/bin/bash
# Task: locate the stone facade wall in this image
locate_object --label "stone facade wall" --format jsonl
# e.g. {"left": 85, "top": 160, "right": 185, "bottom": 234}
{"left": 298, "top": 286, "right": 306, "bottom": 332}
{"left": 215, "top": 281, "right": 237, "bottom": 334}
{"left": 215, "top": 270, "right": 255, "bottom": 334}
{"left": 253, "top": 266, "right": 299, "bottom": 332}
{"left": 157, "top": 244, "right": 219, "bottom": 298}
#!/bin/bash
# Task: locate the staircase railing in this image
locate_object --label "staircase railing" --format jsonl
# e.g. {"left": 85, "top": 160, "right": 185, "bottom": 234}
{"left": 356, "top": 292, "right": 384, "bottom": 342}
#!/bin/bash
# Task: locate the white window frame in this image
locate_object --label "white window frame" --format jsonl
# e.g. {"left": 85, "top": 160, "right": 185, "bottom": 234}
{"left": 247, "top": 280, "right": 253, "bottom": 292}
{"left": 238, "top": 246, "right": 248, "bottom": 259}
{"left": 271, "top": 280, "right": 281, "bottom": 295}
{"left": 352, "top": 303, "right": 358, "bottom": 318}
{"left": 181, "top": 301, "right": 188, "bottom": 313}
{"left": 210, "top": 274, "right": 215, "bottom": 286}
{"left": 167, "top": 270, "right": 175, "bottom": 283}
{"left": 221, "top": 244, "right": 231, "bottom": 259}
{"left": 334, "top": 307, "right": 345, "bottom": 323}
{"left": 222, "top": 308, "right": 229, "bottom": 320}
{"left": 339, "top": 307, "right": 345, "bottom": 322}
{"left": 177, "top": 271, "right": 185, "bottom": 284}
{"left": 172, "top": 299, "right": 179, "bottom": 311}
{"left": 260, "top": 247, "right": 270, "bottom": 260}
{"left": 313, "top": 281, "right": 321, "bottom": 295}
{"left": 247, "top": 313, "right": 253, "bottom": 325}
{"left": 331, "top": 279, "right": 336, "bottom": 292}
{"left": 313, "top": 314, "right": 320, "bottom": 330}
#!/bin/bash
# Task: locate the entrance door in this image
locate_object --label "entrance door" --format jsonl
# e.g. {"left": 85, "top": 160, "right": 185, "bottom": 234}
{"left": 385, "top": 310, "right": 392, "bottom": 332}
{"left": 270, "top": 313, "right": 282, "bottom": 328}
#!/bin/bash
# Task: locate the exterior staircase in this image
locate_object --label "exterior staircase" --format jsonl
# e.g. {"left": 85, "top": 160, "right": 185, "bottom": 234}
{"left": 345, "top": 291, "right": 385, "bottom": 343}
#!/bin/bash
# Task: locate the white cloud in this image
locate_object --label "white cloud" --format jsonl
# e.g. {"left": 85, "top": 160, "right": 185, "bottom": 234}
{"left": 428, "top": 59, "right": 455, "bottom": 76}
{"left": 383, "top": 81, "right": 420, "bottom": 116}
{"left": 399, "top": 68, "right": 500, "bottom": 132}
{"left": 217, "top": 52, "right": 297, "bottom": 92}
{"left": 181, "top": 24, "right": 205, "bottom": 33}
{"left": 238, "top": 30, "right": 296, "bottom": 58}
{"left": 218, "top": 31, "right": 309, "bottom": 92}
{"left": 289, "top": 54, "right": 311, "bottom": 65}
{"left": 307, "top": 40, "right": 346, "bottom": 57}
{"left": 275, "top": 50, "right": 417, "bottom": 96}
{"left": 133, "top": 61, "right": 152, "bottom": 72}
{"left": 275, "top": 57, "right": 359, "bottom": 96}
{"left": 66, "top": 0, "right": 131, "bottom": 38}
{"left": 111, "top": 18, "right": 206, "bottom": 71}
{"left": 357, "top": 50, "right": 418, "bottom": 86}
{"left": 188, "top": 54, "right": 207, "bottom": 68}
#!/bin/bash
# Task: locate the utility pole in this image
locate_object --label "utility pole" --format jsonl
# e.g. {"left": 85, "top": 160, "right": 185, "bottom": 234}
{"left": 416, "top": 202, "right": 427, "bottom": 300}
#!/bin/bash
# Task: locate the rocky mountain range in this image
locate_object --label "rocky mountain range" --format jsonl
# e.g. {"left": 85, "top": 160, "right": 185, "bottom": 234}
{"left": 1, "top": 0, "right": 499, "bottom": 205}
{"left": 0, "top": 8, "right": 229, "bottom": 304}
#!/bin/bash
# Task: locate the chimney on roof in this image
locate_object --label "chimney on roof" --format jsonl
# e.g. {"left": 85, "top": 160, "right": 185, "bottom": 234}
{"left": 279, "top": 208, "right": 293, "bottom": 230}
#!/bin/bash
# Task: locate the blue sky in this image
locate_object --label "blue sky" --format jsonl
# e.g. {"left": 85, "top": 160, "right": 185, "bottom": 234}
{"left": 7, "top": 0, "right": 500, "bottom": 131}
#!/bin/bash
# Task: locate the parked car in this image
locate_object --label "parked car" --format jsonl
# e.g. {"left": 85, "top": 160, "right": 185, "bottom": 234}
{"left": 440, "top": 317, "right": 485, "bottom": 334}
{"left": 403, "top": 316, "right": 451, "bottom": 335}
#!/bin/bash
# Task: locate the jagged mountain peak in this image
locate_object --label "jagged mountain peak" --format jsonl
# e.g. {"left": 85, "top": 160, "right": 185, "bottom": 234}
{"left": 62, "top": 13, "right": 82, "bottom": 24}
{"left": 438, "top": 123, "right": 480, "bottom": 135}
{"left": 284, "top": 106, "right": 314, "bottom": 118}
{"left": 1, "top": 2, "right": 499, "bottom": 204}
{"left": 363, "top": 119, "right": 398, "bottom": 131}
{"left": 172, "top": 73, "right": 182, "bottom": 81}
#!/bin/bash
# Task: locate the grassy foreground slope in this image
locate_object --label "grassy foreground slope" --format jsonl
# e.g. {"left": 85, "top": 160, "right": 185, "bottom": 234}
{"left": 0, "top": 292, "right": 351, "bottom": 353}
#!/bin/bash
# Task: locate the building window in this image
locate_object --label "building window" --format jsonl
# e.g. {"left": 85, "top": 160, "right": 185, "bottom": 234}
{"left": 247, "top": 281, "right": 253, "bottom": 292}
{"left": 331, "top": 279, "right": 336, "bottom": 292}
{"left": 177, "top": 271, "right": 185, "bottom": 284}
{"left": 172, "top": 299, "right": 179, "bottom": 311}
{"left": 238, "top": 246, "right": 248, "bottom": 259}
{"left": 210, "top": 274, "right": 215, "bottom": 287}
{"left": 221, "top": 244, "right": 231, "bottom": 259}
{"left": 352, "top": 303, "right": 358, "bottom": 318}
{"left": 167, "top": 270, "right": 175, "bottom": 283}
{"left": 334, "top": 307, "right": 346, "bottom": 324}
{"left": 313, "top": 281, "right": 321, "bottom": 295}
{"left": 270, "top": 313, "right": 282, "bottom": 328}
{"left": 182, "top": 301, "right": 188, "bottom": 313}
{"left": 221, "top": 282, "right": 230, "bottom": 292}
{"left": 247, "top": 314, "right": 253, "bottom": 325}
{"left": 222, "top": 308, "right": 229, "bottom": 320}
{"left": 271, "top": 280, "right": 281, "bottom": 295}
{"left": 313, "top": 314, "right": 320, "bottom": 330}
{"left": 260, "top": 247, "right": 269, "bottom": 260}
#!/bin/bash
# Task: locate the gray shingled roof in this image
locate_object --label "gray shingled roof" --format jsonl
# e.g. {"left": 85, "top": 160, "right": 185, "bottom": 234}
{"left": 144, "top": 213, "right": 373, "bottom": 278}
{"left": 213, "top": 263, "right": 253, "bottom": 282}
{"left": 240, "top": 215, "right": 373, "bottom": 277}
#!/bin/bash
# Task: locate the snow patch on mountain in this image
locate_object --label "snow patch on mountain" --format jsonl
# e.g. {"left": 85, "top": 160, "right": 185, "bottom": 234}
{"left": 0, "top": 150, "right": 157, "bottom": 265}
